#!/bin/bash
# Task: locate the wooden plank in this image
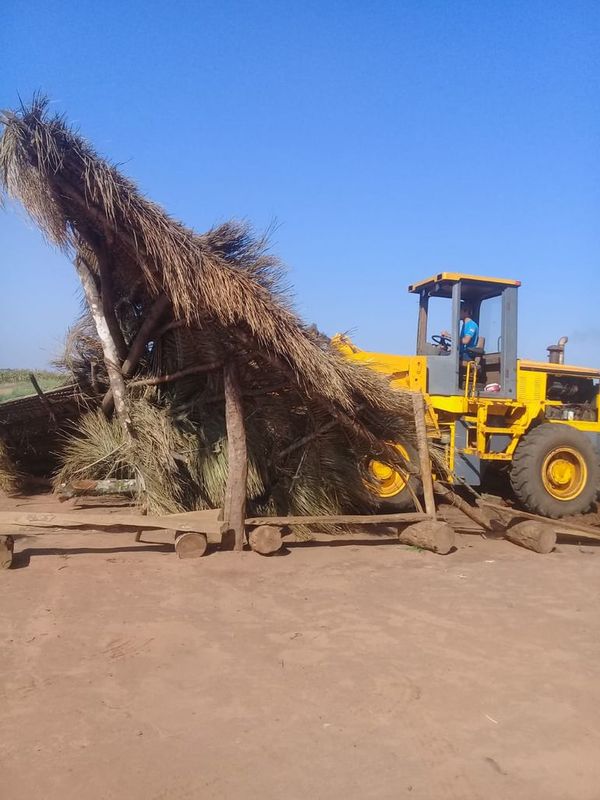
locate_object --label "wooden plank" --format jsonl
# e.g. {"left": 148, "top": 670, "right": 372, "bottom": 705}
{"left": 159, "top": 510, "right": 225, "bottom": 543}
{"left": 412, "top": 393, "right": 436, "bottom": 519}
{"left": 0, "top": 509, "right": 227, "bottom": 540}
{"left": 245, "top": 512, "right": 429, "bottom": 526}
{"left": 481, "top": 501, "right": 600, "bottom": 542}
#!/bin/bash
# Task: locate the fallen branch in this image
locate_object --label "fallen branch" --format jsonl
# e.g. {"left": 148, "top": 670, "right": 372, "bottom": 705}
{"left": 480, "top": 500, "right": 600, "bottom": 542}
{"left": 28, "top": 373, "right": 57, "bottom": 424}
{"left": 434, "top": 481, "right": 494, "bottom": 530}
{"left": 127, "top": 361, "right": 223, "bottom": 388}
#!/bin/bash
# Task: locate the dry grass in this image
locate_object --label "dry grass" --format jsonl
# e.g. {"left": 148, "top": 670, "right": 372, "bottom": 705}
{"left": 0, "top": 439, "right": 21, "bottom": 495}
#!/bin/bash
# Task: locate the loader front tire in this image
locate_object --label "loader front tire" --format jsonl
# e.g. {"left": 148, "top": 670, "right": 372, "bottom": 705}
{"left": 510, "top": 424, "right": 599, "bottom": 518}
{"left": 366, "top": 442, "right": 421, "bottom": 511}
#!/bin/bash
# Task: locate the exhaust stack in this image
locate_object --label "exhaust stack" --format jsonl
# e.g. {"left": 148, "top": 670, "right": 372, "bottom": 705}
{"left": 547, "top": 336, "right": 568, "bottom": 365}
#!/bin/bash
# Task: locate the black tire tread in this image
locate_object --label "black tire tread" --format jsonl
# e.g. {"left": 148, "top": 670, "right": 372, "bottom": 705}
{"left": 510, "top": 423, "right": 598, "bottom": 518}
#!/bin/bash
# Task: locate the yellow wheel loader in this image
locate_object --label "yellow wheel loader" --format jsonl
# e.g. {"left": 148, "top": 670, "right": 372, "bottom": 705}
{"left": 334, "top": 273, "right": 600, "bottom": 518}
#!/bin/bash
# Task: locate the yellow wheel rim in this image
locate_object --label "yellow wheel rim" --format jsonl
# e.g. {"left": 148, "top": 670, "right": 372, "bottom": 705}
{"left": 368, "top": 445, "right": 410, "bottom": 499}
{"left": 541, "top": 446, "right": 587, "bottom": 501}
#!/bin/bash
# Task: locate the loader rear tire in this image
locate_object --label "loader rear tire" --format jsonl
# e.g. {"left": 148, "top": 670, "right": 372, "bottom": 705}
{"left": 510, "top": 424, "right": 599, "bottom": 518}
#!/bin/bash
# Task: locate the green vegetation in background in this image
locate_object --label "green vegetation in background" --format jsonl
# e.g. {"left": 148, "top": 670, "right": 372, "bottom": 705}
{"left": 0, "top": 369, "right": 66, "bottom": 403}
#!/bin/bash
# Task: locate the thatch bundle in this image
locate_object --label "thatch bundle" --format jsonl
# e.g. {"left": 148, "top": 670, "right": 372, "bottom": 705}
{"left": 0, "top": 438, "right": 21, "bottom": 495}
{"left": 0, "top": 96, "right": 421, "bottom": 518}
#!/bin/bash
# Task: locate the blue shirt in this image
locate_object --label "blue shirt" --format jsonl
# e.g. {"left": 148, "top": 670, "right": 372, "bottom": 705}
{"left": 459, "top": 318, "right": 479, "bottom": 360}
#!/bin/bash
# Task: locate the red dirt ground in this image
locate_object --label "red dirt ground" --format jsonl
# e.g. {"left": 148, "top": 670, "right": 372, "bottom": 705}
{"left": 1, "top": 492, "right": 600, "bottom": 800}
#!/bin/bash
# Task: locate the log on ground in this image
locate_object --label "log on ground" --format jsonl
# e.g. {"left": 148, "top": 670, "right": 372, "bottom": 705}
{"left": 504, "top": 520, "right": 556, "bottom": 554}
{"left": 0, "top": 535, "right": 14, "bottom": 569}
{"left": 397, "top": 520, "right": 456, "bottom": 554}
{"left": 248, "top": 525, "right": 283, "bottom": 555}
{"left": 174, "top": 531, "right": 208, "bottom": 559}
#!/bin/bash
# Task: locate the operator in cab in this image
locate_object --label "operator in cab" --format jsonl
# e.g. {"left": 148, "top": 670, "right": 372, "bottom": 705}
{"left": 441, "top": 302, "right": 479, "bottom": 360}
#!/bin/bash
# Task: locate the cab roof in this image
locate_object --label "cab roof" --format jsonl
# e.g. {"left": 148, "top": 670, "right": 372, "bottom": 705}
{"left": 408, "top": 272, "right": 521, "bottom": 298}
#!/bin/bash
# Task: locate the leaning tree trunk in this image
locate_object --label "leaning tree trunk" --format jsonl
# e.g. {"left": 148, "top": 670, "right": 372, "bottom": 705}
{"left": 74, "top": 257, "right": 133, "bottom": 437}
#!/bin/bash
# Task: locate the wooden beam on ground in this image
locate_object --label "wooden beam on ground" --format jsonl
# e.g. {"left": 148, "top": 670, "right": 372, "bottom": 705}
{"left": 412, "top": 392, "right": 436, "bottom": 519}
{"left": 245, "top": 512, "right": 429, "bottom": 526}
{"left": 480, "top": 501, "right": 600, "bottom": 542}
{"left": 0, "top": 509, "right": 226, "bottom": 542}
{"left": 57, "top": 478, "right": 138, "bottom": 501}
{"left": 223, "top": 363, "right": 248, "bottom": 551}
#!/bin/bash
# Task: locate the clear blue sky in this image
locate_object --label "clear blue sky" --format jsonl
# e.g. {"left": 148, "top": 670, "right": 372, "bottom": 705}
{"left": 1, "top": 0, "right": 599, "bottom": 369}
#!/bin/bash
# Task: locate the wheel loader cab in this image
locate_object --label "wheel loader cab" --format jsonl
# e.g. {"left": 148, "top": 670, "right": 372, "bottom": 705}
{"left": 409, "top": 273, "right": 520, "bottom": 398}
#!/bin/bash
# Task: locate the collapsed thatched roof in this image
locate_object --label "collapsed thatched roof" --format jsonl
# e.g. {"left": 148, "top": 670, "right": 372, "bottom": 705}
{"left": 0, "top": 96, "right": 420, "bottom": 515}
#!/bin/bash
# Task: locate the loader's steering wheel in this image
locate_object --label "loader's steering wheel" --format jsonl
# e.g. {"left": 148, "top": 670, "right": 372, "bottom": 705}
{"left": 431, "top": 334, "right": 452, "bottom": 351}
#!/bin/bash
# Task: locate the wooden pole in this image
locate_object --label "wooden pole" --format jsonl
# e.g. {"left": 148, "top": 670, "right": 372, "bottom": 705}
{"left": 412, "top": 393, "right": 436, "bottom": 519}
{"left": 74, "top": 257, "right": 133, "bottom": 437}
{"left": 223, "top": 363, "right": 248, "bottom": 551}
{"left": 28, "top": 373, "right": 57, "bottom": 424}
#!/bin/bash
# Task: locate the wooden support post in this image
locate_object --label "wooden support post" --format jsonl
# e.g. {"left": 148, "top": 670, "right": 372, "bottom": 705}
{"left": 398, "top": 521, "right": 455, "bottom": 554}
{"left": 412, "top": 393, "right": 436, "bottom": 519}
{"left": 74, "top": 257, "right": 133, "bottom": 437}
{"left": 223, "top": 363, "right": 248, "bottom": 551}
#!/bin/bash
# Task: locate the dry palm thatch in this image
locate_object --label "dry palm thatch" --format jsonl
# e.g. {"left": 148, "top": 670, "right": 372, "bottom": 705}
{"left": 0, "top": 438, "right": 21, "bottom": 495}
{"left": 0, "top": 96, "right": 426, "bottom": 517}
